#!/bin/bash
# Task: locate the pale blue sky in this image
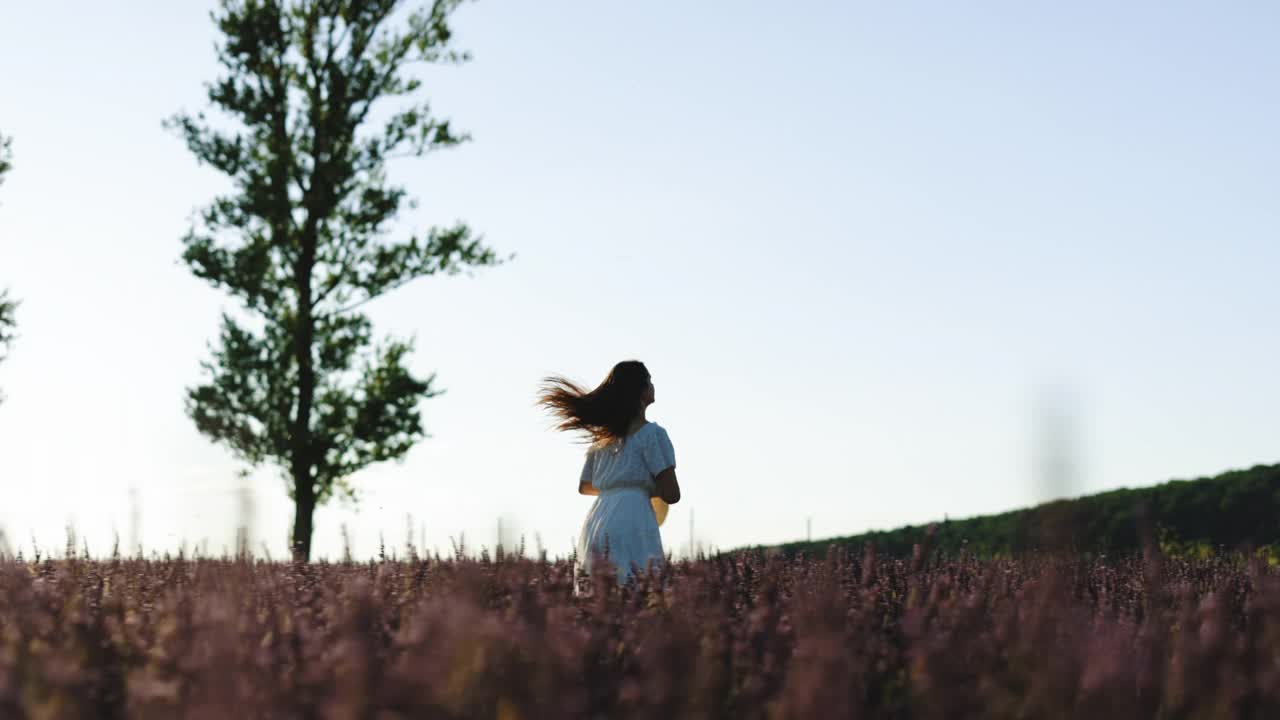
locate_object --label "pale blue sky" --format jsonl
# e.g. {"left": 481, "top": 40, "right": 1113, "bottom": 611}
{"left": 0, "top": 2, "right": 1276, "bottom": 559}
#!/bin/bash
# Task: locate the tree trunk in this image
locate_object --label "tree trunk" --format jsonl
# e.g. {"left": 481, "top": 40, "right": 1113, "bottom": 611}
{"left": 291, "top": 226, "right": 318, "bottom": 561}
{"left": 292, "top": 478, "right": 315, "bottom": 562}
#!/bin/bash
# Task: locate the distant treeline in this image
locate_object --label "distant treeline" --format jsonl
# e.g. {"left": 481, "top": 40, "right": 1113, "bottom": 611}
{"left": 760, "top": 463, "right": 1280, "bottom": 558}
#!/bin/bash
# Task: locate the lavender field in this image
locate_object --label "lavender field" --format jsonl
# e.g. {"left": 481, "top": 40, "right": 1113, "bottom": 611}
{"left": 1, "top": 542, "right": 1278, "bottom": 719}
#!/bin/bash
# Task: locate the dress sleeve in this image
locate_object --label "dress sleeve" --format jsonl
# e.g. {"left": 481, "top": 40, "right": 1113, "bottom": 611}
{"left": 641, "top": 426, "right": 676, "bottom": 477}
{"left": 579, "top": 450, "right": 594, "bottom": 488}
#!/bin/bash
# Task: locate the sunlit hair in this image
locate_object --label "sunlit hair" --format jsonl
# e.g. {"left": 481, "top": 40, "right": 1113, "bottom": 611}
{"left": 537, "top": 360, "right": 651, "bottom": 445}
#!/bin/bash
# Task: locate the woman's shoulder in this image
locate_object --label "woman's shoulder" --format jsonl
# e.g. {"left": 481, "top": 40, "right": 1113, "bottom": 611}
{"left": 641, "top": 422, "right": 671, "bottom": 441}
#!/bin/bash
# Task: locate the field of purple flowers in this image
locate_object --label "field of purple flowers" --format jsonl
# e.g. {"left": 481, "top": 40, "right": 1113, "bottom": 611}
{"left": 1, "top": 541, "right": 1278, "bottom": 719}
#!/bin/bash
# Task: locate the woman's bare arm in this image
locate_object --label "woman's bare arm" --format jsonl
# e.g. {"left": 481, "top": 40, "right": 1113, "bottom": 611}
{"left": 653, "top": 467, "right": 680, "bottom": 504}
{"left": 579, "top": 479, "right": 599, "bottom": 496}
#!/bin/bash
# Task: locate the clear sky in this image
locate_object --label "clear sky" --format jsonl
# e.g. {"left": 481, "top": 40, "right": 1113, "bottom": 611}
{"left": 1, "top": 1, "right": 1277, "bottom": 560}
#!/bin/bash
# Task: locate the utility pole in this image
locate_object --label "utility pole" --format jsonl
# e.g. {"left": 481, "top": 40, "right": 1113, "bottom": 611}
{"left": 128, "top": 486, "right": 140, "bottom": 555}
{"left": 237, "top": 471, "right": 254, "bottom": 558}
{"left": 689, "top": 508, "right": 695, "bottom": 559}
{"left": 806, "top": 516, "right": 812, "bottom": 543}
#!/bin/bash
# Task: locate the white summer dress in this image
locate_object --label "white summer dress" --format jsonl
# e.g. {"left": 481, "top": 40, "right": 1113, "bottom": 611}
{"left": 575, "top": 422, "right": 676, "bottom": 584}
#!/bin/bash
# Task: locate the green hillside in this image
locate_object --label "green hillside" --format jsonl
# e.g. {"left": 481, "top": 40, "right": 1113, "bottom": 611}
{"left": 758, "top": 462, "right": 1280, "bottom": 558}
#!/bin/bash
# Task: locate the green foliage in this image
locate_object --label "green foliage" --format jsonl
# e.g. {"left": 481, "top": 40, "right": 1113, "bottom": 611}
{"left": 0, "top": 289, "right": 15, "bottom": 407}
{"left": 0, "top": 134, "right": 15, "bottom": 405}
{"left": 0, "top": 133, "right": 11, "bottom": 182}
{"left": 0, "top": 289, "right": 15, "bottom": 366}
{"left": 768, "top": 463, "right": 1280, "bottom": 558}
{"left": 169, "top": 0, "right": 501, "bottom": 559}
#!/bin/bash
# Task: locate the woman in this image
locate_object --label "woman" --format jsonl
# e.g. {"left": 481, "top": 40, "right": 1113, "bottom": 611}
{"left": 538, "top": 360, "right": 681, "bottom": 585}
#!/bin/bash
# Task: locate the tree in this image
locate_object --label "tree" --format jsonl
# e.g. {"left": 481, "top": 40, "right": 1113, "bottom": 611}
{"left": 0, "top": 134, "right": 16, "bottom": 403}
{"left": 0, "top": 134, "right": 11, "bottom": 180}
{"left": 0, "top": 288, "right": 14, "bottom": 381}
{"left": 168, "top": 0, "right": 501, "bottom": 560}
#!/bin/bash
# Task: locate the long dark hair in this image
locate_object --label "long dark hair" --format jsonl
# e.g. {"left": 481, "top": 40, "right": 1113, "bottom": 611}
{"left": 537, "top": 360, "right": 650, "bottom": 445}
